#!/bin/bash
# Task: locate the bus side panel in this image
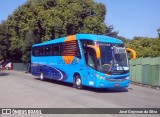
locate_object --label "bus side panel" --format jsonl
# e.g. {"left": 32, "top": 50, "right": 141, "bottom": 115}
{"left": 31, "top": 62, "right": 40, "bottom": 76}
{"left": 31, "top": 56, "right": 70, "bottom": 81}
{"left": 79, "top": 67, "right": 98, "bottom": 88}
{"left": 54, "top": 57, "right": 81, "bottom": 83}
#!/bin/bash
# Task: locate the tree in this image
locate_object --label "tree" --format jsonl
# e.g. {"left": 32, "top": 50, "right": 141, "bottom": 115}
{"left": 105, "top": 25, "right": 118, "bottom": 37}
{"left": 117, "top": 36, "right": 129, "bottom": 43}
{"left": 125, "top": 37, "right": 160, "bottom": 58}
{"left": 157, "top": 28, "right": 160, "bottom": 38}
{"left": 0, "top": 21, "right": 11, "bottom": 61}
{"left": 2, "top": 0, "right": 118, "bottom": 62}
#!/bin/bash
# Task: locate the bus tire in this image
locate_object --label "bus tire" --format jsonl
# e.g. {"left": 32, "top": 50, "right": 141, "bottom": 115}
{"left": 74, "top": 74, "right": 83, "bottom": 89}
{"left": 39, "top": 71, "right": 45, "bottom": 81}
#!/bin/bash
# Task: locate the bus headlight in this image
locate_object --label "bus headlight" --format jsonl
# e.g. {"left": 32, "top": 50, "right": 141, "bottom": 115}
{"left": 125, "top": 77, "right": 129, "bottom": 80}
{"left": 94, "top": 74, "right": 106, "bottom": 80}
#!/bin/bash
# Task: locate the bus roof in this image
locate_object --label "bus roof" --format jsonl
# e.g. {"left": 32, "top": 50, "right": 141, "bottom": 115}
{"left": 32, "top": 34, "right": 123, "bottom": 47}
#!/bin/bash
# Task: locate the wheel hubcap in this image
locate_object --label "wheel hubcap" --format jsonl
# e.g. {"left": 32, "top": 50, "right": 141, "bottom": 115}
{"left": 76, "top": 78, "right": 81, "bottom": 86}
{"left": 40, "top": 73, "right": 43, "bottom": 80}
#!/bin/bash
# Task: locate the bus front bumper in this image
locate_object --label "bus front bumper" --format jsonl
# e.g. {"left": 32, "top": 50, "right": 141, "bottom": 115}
{"left": 95, "top": 78, "right": 130, "bottom": 88}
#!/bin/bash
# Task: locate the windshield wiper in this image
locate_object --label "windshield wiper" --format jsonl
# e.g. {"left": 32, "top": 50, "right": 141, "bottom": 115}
{"left": 106, "top": 49, "right": 116, "bottom": 74}
{"left": 106, "top": 59, "right": 114, "bottom": 74}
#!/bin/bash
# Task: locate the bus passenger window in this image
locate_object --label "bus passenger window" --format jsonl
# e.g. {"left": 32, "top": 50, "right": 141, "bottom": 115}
{"left": 39, "top": 47, "right": 44, "bottom": 56}
{"left": 52, "top": 45, "right": 60, "bottom": 56}
{"left": 35, "top": 47, "right": 40, "bottom": 56}
{"left": 44, "top": 46, "right": 51, "bottom": 56}
{"left": 85, "top": 48, "right": 96, "bottom": 69}
{"left": 75, "top": 42, "right": 81, "bottom": 58}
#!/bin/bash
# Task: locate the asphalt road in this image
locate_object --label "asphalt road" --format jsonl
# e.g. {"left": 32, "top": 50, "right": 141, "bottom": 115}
{"left": 0, "top": 70, "right": 160, "bottom": 117}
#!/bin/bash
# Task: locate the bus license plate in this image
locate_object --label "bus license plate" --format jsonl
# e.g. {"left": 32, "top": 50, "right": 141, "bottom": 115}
{"left": 114, "top": 84, "right": 120, "bottom": 87}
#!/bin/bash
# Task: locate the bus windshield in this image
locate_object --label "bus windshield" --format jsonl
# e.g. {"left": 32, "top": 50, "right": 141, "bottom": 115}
{"left": 97, "top": 42, "right": 129, "bottom": 75}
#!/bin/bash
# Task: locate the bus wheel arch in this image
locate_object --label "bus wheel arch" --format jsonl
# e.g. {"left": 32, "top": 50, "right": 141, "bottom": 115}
{"left": 73, "top": 73, "right": 83, "bottom": 89}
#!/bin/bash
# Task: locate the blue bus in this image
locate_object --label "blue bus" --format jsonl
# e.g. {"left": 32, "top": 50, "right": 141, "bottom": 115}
{"left": 31, "top": 34, "right": 135, "bottom": 89}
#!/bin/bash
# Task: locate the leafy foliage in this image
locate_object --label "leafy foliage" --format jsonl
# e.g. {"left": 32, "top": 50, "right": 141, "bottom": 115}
{"left": 1, "top": 0, "right": 113, "bottom": 62}
{"left": 105, "top": 25, "right": 118, "bottom": 37}
{"left": 126, "top": 37, "right": 160, "bottom": 58}
{"left": 0, "top": 21, "right": 11, "bottom": 61}
{"left": 1, "top": 0, "right": 158, "bottom": 62}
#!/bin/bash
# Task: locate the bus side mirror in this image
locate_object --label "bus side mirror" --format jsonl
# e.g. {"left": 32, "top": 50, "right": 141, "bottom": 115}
{"left": 86, "top": 45, "right": 100, "bottom": 59}
{"left": 126, "top": 48, "right": 136, "bottom": 60}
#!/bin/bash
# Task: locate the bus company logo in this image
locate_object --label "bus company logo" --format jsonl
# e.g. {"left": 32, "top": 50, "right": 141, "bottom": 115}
{"left": 58, "top": 59, "right": 78, "bottom": 65}
{"left": 2, "top": 109, "right": 11, "bottom": 114}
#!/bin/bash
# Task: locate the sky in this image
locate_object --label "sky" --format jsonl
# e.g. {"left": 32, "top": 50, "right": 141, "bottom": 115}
{"left": 0, "top": 0, "right": 160, "bottom": 39}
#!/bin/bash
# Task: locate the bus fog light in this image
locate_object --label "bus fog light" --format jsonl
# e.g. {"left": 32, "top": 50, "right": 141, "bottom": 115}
{"left": 100, "top": 82, "right": 104, "bottom": 86}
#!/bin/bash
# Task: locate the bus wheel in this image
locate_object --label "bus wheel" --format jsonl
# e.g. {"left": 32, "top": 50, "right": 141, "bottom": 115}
{"left": 74, "top": 75, "right": 83, "bottom": 89}
{"left": 39, "top": 72, "right": 45, "bottom": 81}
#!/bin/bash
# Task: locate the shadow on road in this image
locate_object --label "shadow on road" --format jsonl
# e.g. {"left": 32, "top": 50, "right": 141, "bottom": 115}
{"left": 84, "top": 87, "right": 128, "bottom": 93}
{"left": 34, "top": 78, "right": 73, "bottom": 87}
{"left": 34, "top": 78, "right": 128, "bottom": 93}
{"left": 0, "top": 72, "right": 9, "bottom": 76}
